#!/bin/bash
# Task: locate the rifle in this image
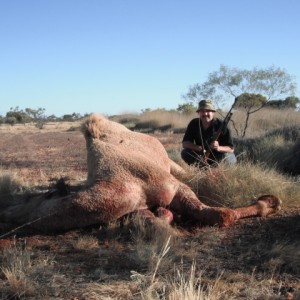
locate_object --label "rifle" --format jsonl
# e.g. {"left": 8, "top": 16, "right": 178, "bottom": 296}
{"left": 204, "top": 98, "right": 237, "bottom": 162}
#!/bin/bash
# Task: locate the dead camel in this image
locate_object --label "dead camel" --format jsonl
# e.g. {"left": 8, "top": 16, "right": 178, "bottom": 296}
{"left": 0, "top": 114, "right": 281, "bottom": 232}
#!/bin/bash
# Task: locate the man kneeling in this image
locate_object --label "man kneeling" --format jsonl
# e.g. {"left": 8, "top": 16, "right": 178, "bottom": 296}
{"left": 181, "top": 99, "right": 237, "bottom": 166}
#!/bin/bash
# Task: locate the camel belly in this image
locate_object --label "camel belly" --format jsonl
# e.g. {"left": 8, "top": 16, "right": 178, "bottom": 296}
{"left": 74, "top": 180, "right": 148, "bottom": 223}
{"left": 145, "top": 179, "right": 178, "bottom": 208}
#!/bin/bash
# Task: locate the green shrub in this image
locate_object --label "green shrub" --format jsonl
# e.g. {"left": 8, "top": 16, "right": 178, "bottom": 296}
{"left": 5, "top": 117, "right": 17, "bottom": 126}
{"left": 134, "top": 120, "right": 161, "bottom": 132}
{"left": 67, "top": 126, "right": 80, "bottom": 132}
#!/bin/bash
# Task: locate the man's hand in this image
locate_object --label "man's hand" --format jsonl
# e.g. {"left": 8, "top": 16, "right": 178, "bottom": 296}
{"left": 210, "top": 140, "right": 220, "bottom": 151}
{"left": 210, "top": 141, "right": 234, "bottom": 154}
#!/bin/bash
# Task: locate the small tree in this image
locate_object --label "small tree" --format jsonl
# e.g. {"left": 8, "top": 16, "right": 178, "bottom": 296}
{"left": 176, "top": 102, "right": 197, "bottom": 114}
{"left": 25, "top": 108, "right": 46, "bottom": 121}
{"left": 6, "top": 107, "right": 31, "bottom": 123}
{"left": 235, "top": 93, "right": 267, "bottom": 136}
{"left": 183, "top": 65, "right": 297, "bottom": 137}
{"left": 62, "top": 114, "right": 74, "bottom": 121}
{"left": 72, "top": 112, "right": 82, "bottom": 120}
{"left": 235, "top": 93, "right": 267, "bottom": 109}
{"left": 141, "top": 108, "right": 152, "bottom": 114}
{"left": 283, "top": 96, "right": 300, "bottom": 109}
{"left": 5, "top": 116, "right": 17, "bottom": 126}
{"left": 25, "top": 108, "right": 46, "bottom": 129}
{"left": 47, "top": 114, "right": 58, "bottom": 122}
{"left": 265, "top": 96, "right": 300, "bottom": 109}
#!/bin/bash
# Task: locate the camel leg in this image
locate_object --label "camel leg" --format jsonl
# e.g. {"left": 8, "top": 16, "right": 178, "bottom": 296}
{"left": 195, "top": 194, "right": 282, "bottom": 227}
{"left": 168, "top": 182, "right": 236, "bottom": 227}
{"left": 233, "top": 194, "right": 282, "bottom": 219}
{"left": 170, "top": 183, "right": 282, "bottom": 227}
{"left": 134, "top": 208, "right": 173, "bottom": 224}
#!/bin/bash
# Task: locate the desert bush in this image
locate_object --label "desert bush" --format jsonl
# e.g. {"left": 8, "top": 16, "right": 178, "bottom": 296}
{"left": 109, "top": 108, "right": 300, "bottom": 140}
{"left": 284, "top": 138, "right": 300, "bottom": 175}
{"left": 118, "top": 116, "right": 140, "bottom": 124}
{"left": 235, "top": 124, "right": 300, "bottom": 175}
{"left": 35, "top": 121, "right": 45, "bottom": 129}
{"left": 110, "top": 114, "right": 140, "bottom": 129}
{"left": 115, "top": 110, "right": 193, "bottom": 133}
{"left": 134, "top": 119, "right": 162, "bottom": 132}
{"left": 67, "top": 125, "right": 80, "bottom": 131}
{"left": 118, "top": 116, "right": 140, "bottom": 128}
{"left": 115, "top": 108, "right": 299, "bottom": 138}
{"left": 0, "top": 242, "right": 58, "bottom": 299}
{"left": 135, "top": 121, "right": 174, "bottom": 133}
{"left": 5, "top": 116, "right": 17, "bottom": 126}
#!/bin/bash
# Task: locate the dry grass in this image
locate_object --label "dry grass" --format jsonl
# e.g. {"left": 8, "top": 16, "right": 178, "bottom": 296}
{"left": 0, "top": 171, "right": 27, "bottom": 199}
{"left": 0, "top": 121, "right": 82, "bottom": 133}
{"left": 1, "top": 108, "right": 299, "bottom": 137}
{"left": 266, "top": 242, "right": 300, "bottom": 275}
{"left": 137, "top": 110, "right": 191, "bottom": 131}
{"left": 235, "top": 124, "right": 300, "bottom": 175}
{"left": 0, "top": 241, "right": 58, "bottom": 299}
{"left": 1, "top": 245, "right": 35, "bottom": 298}
{"left": 180, "top": 162, "right": 300, "bottom": 208}
{"left": 229, "top": 108, "right": 300, "bottom": 138}
{"left": 71, "top": 235, "right": 99, "bottom": 250}
{"left": 111, "top": 108, "right": 300, "bottom": 138}
{"left": 0, "top": 212, "right": 299, "bottom": 299}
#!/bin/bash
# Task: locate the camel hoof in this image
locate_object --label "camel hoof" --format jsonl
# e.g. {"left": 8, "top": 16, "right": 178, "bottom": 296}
{"left": 257, "top": 194, "right": 282, "bottom": 217}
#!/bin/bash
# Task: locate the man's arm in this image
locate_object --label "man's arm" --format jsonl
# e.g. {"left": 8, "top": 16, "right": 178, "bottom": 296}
{"left": 210, "top": 140, "right": 234, "bottom": 153}
{"left": 182, "top": 141, "right": 204, "bottom": 153}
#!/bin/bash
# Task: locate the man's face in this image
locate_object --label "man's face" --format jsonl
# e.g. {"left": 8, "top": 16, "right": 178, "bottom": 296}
{"left": 198, "top": 109, "right": 215, "bottom": 123}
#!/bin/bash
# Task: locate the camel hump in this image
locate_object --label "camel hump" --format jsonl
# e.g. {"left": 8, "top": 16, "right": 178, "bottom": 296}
{"left": 81, "top": 113, "right": 130, "bottom": 140}
{"left": 81, "top": 113, "right": 105, "bottom": 139}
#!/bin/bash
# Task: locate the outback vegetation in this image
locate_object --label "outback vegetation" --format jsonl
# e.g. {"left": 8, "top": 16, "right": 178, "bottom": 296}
{"left": 0, "top": 105, "right": 299, "bottom": 299}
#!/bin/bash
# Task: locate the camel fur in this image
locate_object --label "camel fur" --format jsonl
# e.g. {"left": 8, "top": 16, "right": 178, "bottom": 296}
{"left": 0, "top": 114, "right": 282, "bottom": 233}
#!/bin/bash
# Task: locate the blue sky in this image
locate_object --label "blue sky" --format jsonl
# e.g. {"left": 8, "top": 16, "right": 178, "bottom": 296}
{"left": 1, "top": 0, "right": 299, "bottom": 117}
